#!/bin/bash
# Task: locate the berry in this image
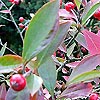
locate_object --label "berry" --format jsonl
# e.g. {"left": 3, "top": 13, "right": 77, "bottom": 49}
{"left": 60, "top": 0, "right": 62, "bottom": 6}
{"left": 93, "top": 8, "right": 100, "bottom": 20}
{"left": 19, "top": 17, "right": 24, "bottom": 22}
{"left": 18, "top": 23, "right": 24, "bottom": 29}
{"left": 13, "top": 0, "right": 21, "bottom": 5}
{"left": 81, "top": 47, "right": 88, "bottom": 54}
{"left": 9, "top": 0, "right": 14, "bottom": 3}
{"left": 65, "top": 2, "right": 75, "bottom": 12}
{"left": 10, "top": 74, "right": 26, "bottom": 91}
{"left": 89, "top": 93, "right": 98, "bottom": 100}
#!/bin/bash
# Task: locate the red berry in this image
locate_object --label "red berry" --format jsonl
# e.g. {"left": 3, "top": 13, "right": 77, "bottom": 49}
{"left": 93, "top": 8, "right": 100, "bottom": 20}
{"left": 81, "top": 47, "right": 87, "bottom": 54}
{"left": 9, "top": 0, "right": 14, "bottom": 3}
{"left": 65, "top": 2, "right": 75, "bottom": 12}
{"left": 13, "top": 0, "right": 21, "bottom": 5}
{"left": 60, "top": 0, "right": 62, "bottom": 6}
{"left": 19, "top": 17, "right": 24, "bottom": 22}
{"left": 89, "top": 93, "right": 99, "bottom": 100}
{"left": 18, "top": 23, "right": 24, "bottom": 28}
{"left": 10, "top": 74, "right": 26, "bottom": 91}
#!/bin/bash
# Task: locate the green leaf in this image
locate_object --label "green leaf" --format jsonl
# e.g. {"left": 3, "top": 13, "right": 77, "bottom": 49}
{"left": 0, "top": 42, "right": 7, "bottom": 56}
{"left": 26, "top": 74, "right": 43, "bottom": 96}
{"left": 22, "top": 0, "right": 59, "bottom": 63}
{"left": 82, "top": 2, "right": 100, "bottom": 25}
{"left": 36, "top": 22, "right": 71, "bottom": 67}
{"left": 67, "top": 54, "right": 100, "bottom": 85}
{"left": 0, "top": 55, "right": 22, "bottom": 73}
{"left": 5, "top": 87, "right": 30, "bottom": 100}
{"left": 67, "top": 70, "right": 100, "bottom": 85}
{"left": 38, "top": 57, "right": 57, "bottom": 97}
{"left": 74, "top": 0, "right": 82, "bottom": 9}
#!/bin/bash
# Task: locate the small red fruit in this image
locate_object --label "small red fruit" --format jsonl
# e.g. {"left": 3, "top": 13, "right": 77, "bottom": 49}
{"left": 60, "top": 0, "right": 62, "bottom": 6}
{"left": 65, "top": 2, "right": 75, "bottom": 12}
{"left": 19, "top": 17, "right": 24, "bottom": 22}
{"left": 9, "top": 0, "right": 14, "bottom": 3}
{"left": 89, "top": 93, "right": 99, "bottom": 100}
{"left": 93, "top": 8, "right": 100, "bottom": 20}
{"left": 18, "top": 23, "right": 24, "bottom": 28}
{"left": 10, "top": 74, "right": 26, "bottom": 91}
{"left": 13, "top": 0, "right": 21, "bottom": 5}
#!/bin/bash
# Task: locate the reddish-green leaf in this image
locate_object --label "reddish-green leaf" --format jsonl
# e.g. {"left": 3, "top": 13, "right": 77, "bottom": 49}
{"left": 0, "top": 55, "right": 22, "bottom": 73}
{"left": 5, "top": 87, "right": 30, "bottom": 100}
{"left": 36, "top": 22, "right": 71, "bottom": 67}
{"left": 60, "top": 83, "right": 93, "bottom": 99}
{"left": 0, "top": 83, "right": 7, "bottom": 100}
{"left": 68, "top": 54, "right": 100, "bottom": 85}
{"left": 68, "top": 70, "right": 100, "bottom": 85}
{"left": 22, "top": 0, "right": 59, "bottom": 63}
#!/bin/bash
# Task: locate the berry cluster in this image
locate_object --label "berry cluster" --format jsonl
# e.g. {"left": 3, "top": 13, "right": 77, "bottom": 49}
{"left": 9, "top": 0, "right": 21, "bottom": 5}
{"left": 93, "top": 8, "right": 100, "bottom": 20}
{"left": 18, "top": 17, "right": 28, "bottom": 30}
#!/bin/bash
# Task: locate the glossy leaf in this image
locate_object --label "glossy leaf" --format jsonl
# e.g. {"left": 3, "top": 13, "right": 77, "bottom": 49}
{"left": 60, "top": 83, "right": 92, "bottom": 99}
{"left": 22, "top": 0, "right": 59, "bottom": 63}
{"left": 82, "top": 29, "right": 100, "bottom": 55}
{"left": 36, "top": 22, "right": 71, "bottom": 67}
{"left": 5, "top": 87, "right": 30, "bottom": 100}
{"left": 0, "top": 42, "right": 7, "bottom": 56}
{"left": 26, "top": 74, "right": 43, "bottom": 96}
{"left": 38, "top": 57, "right": 56, "bottom": 97}
{"left": 82, "top": 2, "right": 100, "bottom": 25}
{"left": 68, "top": 54, "right": 100, "bottom": 85}
{"left": 74, "top": 0, "right": 82, "bottom": 9}
{"left": 0, "top": 55, "right": 22, "bottom": 73}
{"left": 68, "top": 70, "right": 100, "bottom": 85}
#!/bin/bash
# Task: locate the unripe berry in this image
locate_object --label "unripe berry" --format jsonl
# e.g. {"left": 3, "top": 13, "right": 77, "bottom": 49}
{"left": 89, "top": 93, "right": 99, "bottom": 100}
{"left": 93, "top": 8, "right": 100, "bottom": 20}
{"left": 65, "top": 2, "right": 75, "bottom": 12}
{"left": 19, "top": 17, "right": 24, "bottom": 22}
{"left": 10, "top": 74, "right": 26, "bottom": 91}
{"left": 18, "top": 23, "right": 24, "bottom": 29}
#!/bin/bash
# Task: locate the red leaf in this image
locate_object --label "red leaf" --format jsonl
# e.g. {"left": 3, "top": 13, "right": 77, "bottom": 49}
{"left": 60, "top": 83, "right": 93, "bottom": 99}
{"left": 0, "top": 83, "right": 7, "bottom": 100}
{"left": 82, "top": 29, "right": 100, "bottom": 55}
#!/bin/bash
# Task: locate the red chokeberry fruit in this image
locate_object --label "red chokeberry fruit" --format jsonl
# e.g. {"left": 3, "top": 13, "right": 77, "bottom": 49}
{"left": 10, "top": 74, "right": 26, "bottom": 91}
{"left": 13, "top": 0, "right": 21, "bottom": 5}
{"left": 89, "top": 93, "right": 99, "bottom": 100}
{"left": 19, "top": 17, "right": 24, "bottom": 23}
{"left": 65, "top": 2, "right": 75, "bottom": 12}
{"left": 18, "top": 23, "right": 24, "bottom": 29}
{"left": 93, "top": 8, "right": 100, "bottom": 20}
{"left": 9, "top": 0, "right": 14, "bottom": 3}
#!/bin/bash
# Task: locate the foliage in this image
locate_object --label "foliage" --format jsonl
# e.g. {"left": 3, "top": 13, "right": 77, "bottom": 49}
{"left": 0, "top": 0, "right": 100, "bottom": 100}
